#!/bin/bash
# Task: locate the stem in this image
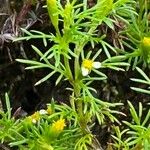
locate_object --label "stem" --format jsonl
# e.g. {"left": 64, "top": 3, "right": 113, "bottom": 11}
{"left": 125, "top": 49, "right": 141, "bottom": 58}
{"left": 64, "top": 54, "right": 73, "bottom": 82}
{"left": 74, "top": 45, "right": 83, "bottom": 80}
{"left": 74, "top": 82, "right": 82, "bottom": 113}
{"left": 55, "top": 26, "right": 61, "bottom": 37}
{"left": 73, "top": 27, "right": 97, "bottom": 133}
{"left": 74, "top": 27, "right": 96, "bottom": 80}
{"left": 74, "top": 81, "right": 89, "bottom": 134}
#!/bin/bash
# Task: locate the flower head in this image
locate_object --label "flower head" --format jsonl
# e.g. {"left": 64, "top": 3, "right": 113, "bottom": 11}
{"left": 81, "top": 59, "right": 101, "bottom": 76}
{"left": 142, "top": 37, "right": 150, "bottom": 47}
{"left": 46, "top": 107, "right": 52, "bottom": 115}
{"left": 141, "top": 37, "right": 150, "bottom": 63}
{"left": 51, "top": 119, "right": 66, "bottom": 133}
{"left": 29, "top": 112, "right": 40, "bottom": 124}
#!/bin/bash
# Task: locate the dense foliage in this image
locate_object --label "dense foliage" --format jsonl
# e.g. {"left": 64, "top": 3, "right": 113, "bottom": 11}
{"left": 0, "top": 0, "right": 150, "bottom": 149}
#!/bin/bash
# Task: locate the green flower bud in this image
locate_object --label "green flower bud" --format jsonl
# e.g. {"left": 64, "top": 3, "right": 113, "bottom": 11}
{"left": 47, "top": 0, "right": 59, "bottom": 31}
{"left": 63, "top": 2, "right": 73, "bottom": 30}
{"left": 94, "top": 0, "right": 113, "bottom": 22}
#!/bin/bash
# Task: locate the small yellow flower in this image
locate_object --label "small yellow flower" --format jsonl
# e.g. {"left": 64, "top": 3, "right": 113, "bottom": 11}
{"left": 81, "top": 59, "right": 101, "bottom": 76}
{"left": 30, "top": 112, "right": 40, "bottom": 124}
{"left": 142, "top": 37, "right": 150, "bottom": 47}
{"left": 51, "top": 119, "right": 66, "bottom": 133}
{"left": 46, "top": 107, "right": 52, "bottom": 115}
{"left": 141, "top": 37, "right": 150, "bottom": 63}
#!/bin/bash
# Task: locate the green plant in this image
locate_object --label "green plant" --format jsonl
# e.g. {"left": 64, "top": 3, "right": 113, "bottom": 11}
{"left": 130, "top": 67, "right": 150, "bottom": 94}
{"left": 112, "top": 65, "right": 150, "bottom": 150}
{"left": 115, "top": 0, "right": 150, "bottom": 69}
{"left": 0, "top": 94, "right": 91, "bottom": 150}
{"left": 112, "top": 101, "right": 150, "bottom": 150}
{"left": 12, "top": 0, "right": 131, "bottom": 149}
{"left": 0, "top": 93, "right": 23, "bottom": 144}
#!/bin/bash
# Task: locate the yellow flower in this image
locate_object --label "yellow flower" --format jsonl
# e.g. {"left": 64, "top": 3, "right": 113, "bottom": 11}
{"left": 29, "top": 112, "right": 40, "bottom": 124}
{"left": 51, "top": 119, "right": 66, "bottom": 133}
{"left": 46, "top": 107, "right": 52, "bottom": 115}
{"left": 142, "top": 37, "right": 150, "bottom": 47}
{"left": 81, "top": 59, "right": 101, "bottom": 76}
{"left": 141, "top": 37, "right": 150, "bottom": 63}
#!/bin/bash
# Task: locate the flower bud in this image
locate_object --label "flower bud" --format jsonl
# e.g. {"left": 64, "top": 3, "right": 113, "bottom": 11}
{"left": 63, "top": 2, "right": 73, "bottom": 30}
{"left": 47, "top": 0, "right": 59, "bottom": 30}
{"left": 51, "top": 119, "right": 66, "bottom": 134}
{"left": 81, "top": 59, "right": 101, "bottom": 76}
{"left": 94, "top": 0, "right": 113, "bottom": 22}
{"left": 27, "top": 111, "right": 40, "bottom": 124}
{"left": 141, "top": 37, "right": 150, "bottom": 63}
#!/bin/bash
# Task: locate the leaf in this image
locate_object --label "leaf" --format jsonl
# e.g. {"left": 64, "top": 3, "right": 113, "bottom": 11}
{"left": 92, "top": 49, "right": 102, "bottom": 61}
{"left": 47, "top": 0, "right": 59, "bottom": 30}
{"left": 16, "top": 59, "right": 46, "bottom": 66}
{"left": 131, "top": 87, "right": 150, "bottom": 95}
{"left": 136, "top": 67, "right": 150, "bottom": 82}
{"left": 104, "top": 18, "right": 115, "bottom": 30}
{"left": 142, "top": 110, "right": 150, "bottom": 126}
{"left": 21, "top": 28, "right": 33, "bottom": 36}
{"left": 25, "top": 65, "right": 49, "bottom": 70}
{"left": 104, "top": 55, "right": 127, "bottom": 62}
{"left": 41, "top": 46, "right": 56, "bottom": 60}
{"left": 55, "top": 74, "right": 64, "bottom": 85}
{"left": 101, "top": 41, "right": 111, "bottom": 58}
{"left": 31, "top": 45, "right": 44, "bottom": 58}
{"left": 127, "top": 101, "right": 140, "bottom": 125}
{"left": 130, "top": 78, "right": 150, "bottom": 85}
{"left": 113, "top": 0, "right": 129, "bottom": 8}
{"left": 92, "top": 69, "right": 107, "bottom": 78}
{"left": 94, "top": 0, "right": 113, "bottom": 21}
{"left": 35, "top": 71, "right": 56, "bottom": 86}
{"left": 9, "top": 139, "right": 29, "bottom": 147}
{"left": 5, "top": 93, "right": 11, "bottom": 119}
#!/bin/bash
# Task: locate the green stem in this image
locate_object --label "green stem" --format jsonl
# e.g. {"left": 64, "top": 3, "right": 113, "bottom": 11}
{"left": 74, "top": 45, "right": 83, "bottom": 80}
{"left": 74, "top": 82, "right": 82, "bottom": 112}
{"left": 74, "top": 82, "right": 89, "bottom": 134}
{"left": 55, "top": 26, "right": 61, "bottom": 37}
{"left": 125, "top": 49, "right": 141, "bottom": 58}
{"left": 73, "top": 27, "right": 97, "bottom": 133}
{"left": 64, "top": 51, "right": 73, "bottom": 83}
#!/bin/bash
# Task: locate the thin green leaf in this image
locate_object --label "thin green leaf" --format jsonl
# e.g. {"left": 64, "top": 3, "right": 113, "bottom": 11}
{"left": 130, "top": 78, "right": 150, "bottom": 85}
{"left": 35, "top": 71, "right": 56, "bottom": 86}
{"left": 127, "top": 101, "right": 140, "bottom": 125}
{"left": 131, "top": 87, "right": 150, "bottom": 95}
{"left": 16, "top": 59, "right": 46, "bottom": 66}
{"left": 9, "top": 139, "right": 29, "bottom": 147}
{"left": 5, "top": 93, "right": 11, "bottom": 119}
{"left": 55, "top": 74, "right": 64, "bottom": 85}
{"left": 136, "top": 67, "right": 150, "bottom": 82}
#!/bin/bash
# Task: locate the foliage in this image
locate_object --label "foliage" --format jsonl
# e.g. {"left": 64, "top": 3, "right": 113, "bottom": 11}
{"left": 0, "top": 0, "right": 150, "bottom": 149}
{"left": 115, "top": 0, "right": 150, "bottom": 69}
{"left": 131, "top": 67, "right": 150, "bottom": 94}
{"left": 112, "top": 101, "right": 150, "bottom": 150}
